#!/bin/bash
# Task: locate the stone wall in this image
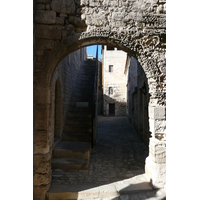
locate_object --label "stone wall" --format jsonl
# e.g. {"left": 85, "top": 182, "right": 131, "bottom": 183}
{"left": 125, "top": 56, "right": 150, "bottom": 145}
{"left": 33, "top": 47, "right": 86, "bottom": 200}
{"left": 102, "top": 45, "right": 127, "bottom": 116}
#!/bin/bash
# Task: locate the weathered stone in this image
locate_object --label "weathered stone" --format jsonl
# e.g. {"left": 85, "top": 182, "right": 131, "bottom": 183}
{"left": 62, "top": 30, "right": 68, "bottom": 38}
{"left": 80, "top": 0, "right": 89, "bottom": 6}
{"left": 56, "top": 17, "right": 65, "bottom": 25}
{"left": 34, "top": 184, "right": 51, "bottom": 200}
{"left": 35, "top": 39, "right": 58, "bottom": 50}
{"left": 34, "top": 153, "right": 52, "bottom": 176}
{"left": 35, "top": 11, "right": 56, "bottom": 24}
{"left": 36, "top": 4, "right": 45, "bottom": 10}
{"left": 75, "top": 27, "right": 87, "bottom": 33}
{"left": 69, "top": 16, "right": 86, "bottom": 28}
{"left": 33, "top": 102, "right": 50, "bottom": 131}
{"left": 149, "top": 106, "right": 166, "bottom": 120}
{"left": 46, "top": 4, "right": 51, "bottom": 10}
{"left": 51, "top": 0, "right": 75, "bottom": 14}
{"left": 34, "top": 153, "right": 51, "bottom": 167}
{"left": 35, "top": 49, "right": 44, "bottom": 56}
{"left": 33, "top": 172, "right": 51, "bottom": 186}
{"left": 37, "top": 0, "right": 51, "bottom": 3}
{"left": 33, "top": 131, "right": 48, "bottom": 152}
{"left": 66, "top": 24, "right": 75, "bottom": 32}
{"left": 36, "top": 24, "right": 62, "bottom": 39}
{"left": 34, "top": 88, "right": 50, "bottom": 104}
{"left": 145, "top": 156, "right": 166, "bottom": 189}
{"left": 149, "top": 138, "right": 166, "bottom": 164}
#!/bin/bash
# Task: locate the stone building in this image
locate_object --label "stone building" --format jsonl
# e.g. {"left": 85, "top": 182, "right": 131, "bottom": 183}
{"left": 101, "top": 46, "right": 149, "bottom": 144}
{"left": 125, "top": 56, "right": 150, "bottom": 145}
{"left": 51, "top": 47, "right": 87, "bottom": 144}
{"left": 102, "top": 45, "right": 127, "bottom": 116}
{"left": 33, "top": 0, "right": 166, "bottom": 199}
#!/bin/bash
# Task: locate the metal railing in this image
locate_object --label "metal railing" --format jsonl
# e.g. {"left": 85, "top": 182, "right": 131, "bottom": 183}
{"left": 91, "top": 45, "right": 99, "bottom": 148}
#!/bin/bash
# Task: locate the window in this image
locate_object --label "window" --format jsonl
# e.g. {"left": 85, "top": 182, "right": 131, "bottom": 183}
{"left": 109, "top": 65, "right": 113, "bottom": 72}
{"left": 109, "top": 87, "right": 113, "bottom": 95}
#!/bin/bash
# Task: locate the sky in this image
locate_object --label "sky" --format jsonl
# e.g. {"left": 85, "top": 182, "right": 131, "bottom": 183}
{"left": 86, "top": 45, "right": 102, "bottom": 58}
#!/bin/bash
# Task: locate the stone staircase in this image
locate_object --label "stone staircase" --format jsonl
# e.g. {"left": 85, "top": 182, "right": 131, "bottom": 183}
{"left": 51, "top": 59, "right": 96, "bottom": 171}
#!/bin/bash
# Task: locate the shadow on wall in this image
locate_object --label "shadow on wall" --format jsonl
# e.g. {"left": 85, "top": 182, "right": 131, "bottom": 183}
{"left": 103, "top": 94, "right": 126, "bottom": 116}
{"left": 126, "top": 58, "right": 151, "bottom": 145}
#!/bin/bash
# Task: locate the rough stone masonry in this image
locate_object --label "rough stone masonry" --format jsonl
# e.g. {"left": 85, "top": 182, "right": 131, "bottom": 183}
{"left": 33, "top": 0, "right": 166, "bottom": 199}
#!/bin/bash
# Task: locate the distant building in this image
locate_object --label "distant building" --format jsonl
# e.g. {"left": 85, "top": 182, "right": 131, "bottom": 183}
{"left": 102, "top": 45, "right": 127, "bottom": 116}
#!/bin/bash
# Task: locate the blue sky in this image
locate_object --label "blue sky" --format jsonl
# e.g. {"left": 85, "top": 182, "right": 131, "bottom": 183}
{"left": 86, "top": 45, "right": 102, "bottom": 58}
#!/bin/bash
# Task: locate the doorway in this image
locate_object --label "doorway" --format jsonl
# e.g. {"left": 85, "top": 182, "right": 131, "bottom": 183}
{"left": 109, "top": 103, "right": 115, "bottom": 116}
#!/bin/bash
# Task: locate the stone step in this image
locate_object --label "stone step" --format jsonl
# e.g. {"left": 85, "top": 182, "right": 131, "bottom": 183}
{"left": 72, "top": 86, "right": 93, "bottom": 91}
{"left": 51, "top": 158, "right": 89, "bottom": 171}
{"left": 65, "top": 118, "right": 92, "bottom": 126}
{"left": 70, "top": 97, "right": 92, "bottom": 102}
{"left": 62, "top": 132, "right": 92, "bottom": 142}
{"left": 53, "top": 141, "right": 91, "bottom": 159}
{"left": 63, "top": 125, "right": 92, "bottom": 133}
{"left": 71, "top": 92, "right": 93, "bottom": 97}
{"left": 68, "top": 106, "right": 91, "bottom": 112}
{"left": 67, "top": 111, "right": 92, "bottom": 119}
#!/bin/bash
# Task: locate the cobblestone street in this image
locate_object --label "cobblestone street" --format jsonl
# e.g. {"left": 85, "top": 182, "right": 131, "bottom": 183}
{"left": 51, "top": 116, "right": 166, "bottom": 199}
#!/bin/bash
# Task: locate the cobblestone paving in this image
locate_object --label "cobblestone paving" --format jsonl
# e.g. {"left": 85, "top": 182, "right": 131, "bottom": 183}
{"left": 51, "top": 116, "right": 166, "bottom": 199}
{"left": 52, "top": 116, "right": 149, "bottom": 186}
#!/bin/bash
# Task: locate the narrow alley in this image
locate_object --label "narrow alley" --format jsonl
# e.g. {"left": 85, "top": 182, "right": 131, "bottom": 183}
{"left": 49, "top": 117, "right": 166, "bottom": 200}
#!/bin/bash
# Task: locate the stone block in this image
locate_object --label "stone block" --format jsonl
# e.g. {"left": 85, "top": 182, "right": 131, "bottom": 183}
{"left": 34, "top": 88, "right": 51, "bottom": 104}
{"left": 56, "top": 17, "right": 65, "bottom": 25}
{"left": 36, "top": 24, "right": 62, "bottom": 39}
{"left": 69, "top": 16, "right": 86, "bottom": 28}
{"left": 35, "top": 39, "right": 58, "bottom": 50}
{"left": 145, "top": 156, "right": 166, "bottom": 189}
{"left": 33, "top": 171, "right": 51, "bottom": 187}
{"left": 80, "top": 0, "right": 89, "bottom": 6}
{"left": 33, "top": 153, "right": 51, "bottom": 168}
{"left": 35, "top": 11, "right": 56, "bottom": 24}
{"left": 34, "top": 184, "right": 51, "bottom": 200}
{"left": 33, "top": 131, "right": 48, "bottom": 149}
{"left": 51, "top": 0, "right": 75, "bottom": 14}
{"left": 149, "top": 106, "right": 166, "bottom": 120}
{"left": 36, "top": 4, "right": 45, "bottom": 10}
{"left": 46, "top": 4, "right": 51, "bottom": 10}
{"left": 149, "top": 138, "right": 166, "bottom": 164}
{"left": 62, "top": 30, "right": 68, "bottom": 38}
{"left": 155, "top": 120, "right": 166, "bottom": 135}
{"left": 34, "top": 104, "right": 49, "bottom": 131}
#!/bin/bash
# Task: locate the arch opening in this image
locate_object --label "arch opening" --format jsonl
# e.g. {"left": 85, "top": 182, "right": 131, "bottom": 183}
{"left": 49, "top": 44, "right": 151, "bottom": 190}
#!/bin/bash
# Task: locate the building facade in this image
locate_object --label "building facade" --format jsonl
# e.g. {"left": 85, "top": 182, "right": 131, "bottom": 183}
{"left": 102, "top": 45, "right": 127, "bottom": 116}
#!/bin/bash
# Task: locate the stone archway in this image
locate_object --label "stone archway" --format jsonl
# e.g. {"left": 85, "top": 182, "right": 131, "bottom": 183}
{"left": 33, "top": 0, "right": 166, "bottom": 199}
